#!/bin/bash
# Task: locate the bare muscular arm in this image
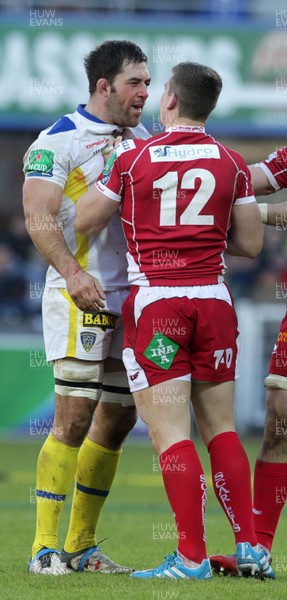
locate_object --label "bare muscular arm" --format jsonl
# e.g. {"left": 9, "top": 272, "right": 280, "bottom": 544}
{"left": 226, "top": 201, "right": 263, "bottom": 257}
{"left": 23, "top": 178, "right": 105, "bottom": 311}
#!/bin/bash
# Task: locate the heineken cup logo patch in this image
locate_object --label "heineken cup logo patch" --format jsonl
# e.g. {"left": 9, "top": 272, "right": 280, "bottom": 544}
{"left": 143, "top": 332, "right": 179, "bottom": 370}
{"left": 25, "top": 149, "right": 54, "bottom": 177}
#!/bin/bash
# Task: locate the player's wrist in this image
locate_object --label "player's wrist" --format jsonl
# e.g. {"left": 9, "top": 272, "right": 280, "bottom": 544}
{"left": 63, "top": 262, "right": 83, "bottom": 282}
{"left": 258, "top": 202, "right": 268, "bottom": 224}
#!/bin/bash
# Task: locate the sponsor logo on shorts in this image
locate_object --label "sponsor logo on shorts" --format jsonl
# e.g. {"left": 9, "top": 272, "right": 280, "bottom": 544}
{"left": 25, "top": 148, "right": 54, "bottom": 177}
{"left": 80, "top": 331, "right": 97, "bottom": 352}
{"left": 143, "top": 332, "right": 179, "bottom": 370}
{"left": 130, "top": 372, "right": 139, "bottom": 381}
{"left": 82, "top": 311, "right": 118, "bottom": 331}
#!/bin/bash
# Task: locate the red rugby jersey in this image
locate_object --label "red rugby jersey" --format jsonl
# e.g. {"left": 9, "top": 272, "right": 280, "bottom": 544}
{"left": 256, "top": 146, "right": 287, "bottom": 190}
{"left": 96, "top": 125, "right": 255, "bottom": 286}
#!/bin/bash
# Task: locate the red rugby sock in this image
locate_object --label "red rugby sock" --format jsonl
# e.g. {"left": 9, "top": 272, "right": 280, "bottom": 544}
{"left": 253, "top": 459, "right": 287, "bottom": 551}
{"left": 160, "top": 439, "right": 207, "bottom": 564}
{"left": 208, "top": 431, "right": 257, "bottom": 546}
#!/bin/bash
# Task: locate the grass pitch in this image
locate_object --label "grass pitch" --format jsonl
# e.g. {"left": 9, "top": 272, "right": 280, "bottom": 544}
{"left": 0, "top": 437, "right": 285, "bottom": 600}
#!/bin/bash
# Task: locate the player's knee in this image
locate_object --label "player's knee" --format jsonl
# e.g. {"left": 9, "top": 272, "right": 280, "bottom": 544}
{"left": 54, "top": 358, "right": 104, "bottom": 401}
{"left": 104, "top": 405, "right": 137, "bottom": 446}
{"left": 116, "top": 405, "right": 137, "bottom": 437}
{"left": 58, "top": 417, "right": 91, "bottom": 446}
{"left": 100, "top": 370, "right": 136, "bottom": 444}
{"left": 53, "top": 399, "right": 96, "bottom": 445}
{"left": 91, "top": 402, "right": 137, "bottom": 449}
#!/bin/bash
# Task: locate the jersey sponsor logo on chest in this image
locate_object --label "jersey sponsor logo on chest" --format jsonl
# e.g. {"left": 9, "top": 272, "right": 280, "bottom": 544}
{"left": 82, "top": 311, "right": 118, "bottom": 331}
{"left": 85, "top": 138, "right": 110, "bottom": 155}
{"left": 86, "top": 138, "right": 109, "bottom": 149}
{"left": 149, "top": 144, "right": 220, "bottom": 162}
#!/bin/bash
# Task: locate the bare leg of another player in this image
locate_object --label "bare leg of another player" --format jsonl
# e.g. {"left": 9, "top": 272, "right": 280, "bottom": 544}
{"left": 253, "top": 385, "right": 287, "bottom": 553}
{"left": 253, "top": 314, "right": 287, "bottom": 552}
{"left": 192, "top": 380, "right": 274, "bottom": 579}
{"left": 253, "top": 317, "right": 287, "bottom": 553}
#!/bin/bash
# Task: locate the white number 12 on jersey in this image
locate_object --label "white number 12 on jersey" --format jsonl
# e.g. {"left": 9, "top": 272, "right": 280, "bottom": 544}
{"left": 153, "top": 168, "right": 215, "bottom": 226}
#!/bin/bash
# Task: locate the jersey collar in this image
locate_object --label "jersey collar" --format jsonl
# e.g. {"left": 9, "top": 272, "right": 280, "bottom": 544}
{"left": 77, "top": 104, "right": 107, "bottom": 123}
{"left": 77, "top": 104, "right": 123, "bottom": 137}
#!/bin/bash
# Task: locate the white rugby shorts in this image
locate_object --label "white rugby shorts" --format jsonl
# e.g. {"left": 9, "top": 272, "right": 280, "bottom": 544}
{"left": 42, "top": 286, "right": 129, "bottom": 362}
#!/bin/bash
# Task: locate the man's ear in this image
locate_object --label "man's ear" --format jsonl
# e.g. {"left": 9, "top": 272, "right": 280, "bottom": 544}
{"left": 167, "top": 92, "right": 177, "bottom": 110}
{"left": 97, "top": 78, "right": 110, "bottom": 97}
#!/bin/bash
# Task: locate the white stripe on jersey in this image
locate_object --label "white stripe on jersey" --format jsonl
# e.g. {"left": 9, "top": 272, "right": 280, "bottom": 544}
{"left": 212, "top": 138, "right": 252, "bottom": 202}
{"left": 234, "top": 195, "right": 256, "bottom": 205}
{"left": 256, "top": 162, "right": 281, "bottom": 191}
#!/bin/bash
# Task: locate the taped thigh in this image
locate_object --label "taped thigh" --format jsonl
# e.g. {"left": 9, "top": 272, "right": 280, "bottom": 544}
{"left": 54, "top": 358, "right": 104, "bottom": 401}
{"left": 264, "top": 373, "right": 287, "bottom": 390}
{"left": 101, "top": 371, "right": 135, "bottom": 407}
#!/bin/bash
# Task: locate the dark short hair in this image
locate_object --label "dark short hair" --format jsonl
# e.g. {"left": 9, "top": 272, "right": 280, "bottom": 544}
{"left": 84, "top": 40, "right": 148, "bottom": 95}
{"left": 169, "top": 62, "right": 222, "bottom": 121}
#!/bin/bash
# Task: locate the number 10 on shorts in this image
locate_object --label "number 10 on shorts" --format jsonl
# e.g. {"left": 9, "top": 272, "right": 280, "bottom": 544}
{"left": 213, "top": 348, "right": 233, "bottom": 370}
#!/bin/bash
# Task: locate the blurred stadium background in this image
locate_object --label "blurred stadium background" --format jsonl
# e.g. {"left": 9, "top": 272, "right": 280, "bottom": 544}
{"left": 1, "top": 0, "right": 287, "bottom": 440}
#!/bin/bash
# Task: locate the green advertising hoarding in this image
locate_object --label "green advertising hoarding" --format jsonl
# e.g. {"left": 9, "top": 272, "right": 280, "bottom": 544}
{"left": 0, "top": 17, "right": 286, "bottom": 135}
{"left": 0, "top": 336, "right": 54, "bottom": 436}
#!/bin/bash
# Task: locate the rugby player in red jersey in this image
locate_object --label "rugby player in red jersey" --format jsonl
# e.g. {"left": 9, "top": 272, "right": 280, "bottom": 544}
{"left": 75, "top": 62, "right": 274, "bottom": 580}
{"left": 211, "top": 147, "right": 287, "bottom": 575}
